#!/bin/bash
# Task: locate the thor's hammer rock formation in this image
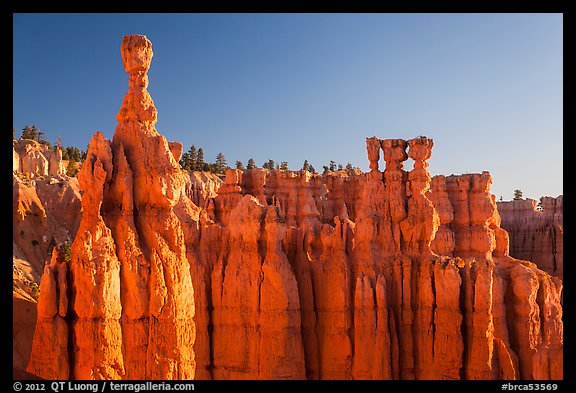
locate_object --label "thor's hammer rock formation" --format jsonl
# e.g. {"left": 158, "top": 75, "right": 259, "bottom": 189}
{"left": 28, "top": 34, "right": 196, "bottom": 380}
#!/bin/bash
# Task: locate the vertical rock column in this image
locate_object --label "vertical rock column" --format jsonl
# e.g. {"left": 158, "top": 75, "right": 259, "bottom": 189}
{"left": 366, "top": 136, "right": 381, "bottom": 172}
{"left": 350, "top": 137, "right": 393, "bottom": 380}
{"left": 382, "top": 139, "right": 408, "bottom": 256}
{"left": 258, "top": 208, "right": 306, "bottom": 379}
{"left": 105, "top": 141, "right": 150, "bottom": 379}
{"left": 111, "top": 34, "right": 196, "bottom": 379}
{"left": 353, "top": 137, "right": 387, "bottom": 262}
{"left": 312, "top": 219, "right": 353, "bottom": 379}
{"left": 468, "top": 172, "right": 498, "bottom": 260}
{"left": 378, "top": 138, "right": 410, "bottom": 379}
{"left": 17, "top": 132, "right": 159, "bottom": 376}
{"left": 281, "top": 172, "right": 323, "bottom": 379}
{"left": 26, "top": 249, "right": 70, "bottom": 379}
{"left": 49, "top": 147, "right": 65, "bottom": 176}
{"left": 428, "top": 175, "right": 455, "bottom": 256}
{"left": 213, "top": 169, "right": 244, "bottom": 225}
{"left": 211, "top": 195, "right": 306, "bottom": 379}
{"left": 398, "top": 137, "right": 436, "bottom": 379}
{"left": 445, "top": 173, "right": 496, "bottom": 379}
{"left": 423, "top": 176, "right": 464, "bottom": 379}
{"left": 69, "top": 132, "right": 124, "bottom": 379}
{"left": 401, "top": 136, "right": 439, "bottom": 257}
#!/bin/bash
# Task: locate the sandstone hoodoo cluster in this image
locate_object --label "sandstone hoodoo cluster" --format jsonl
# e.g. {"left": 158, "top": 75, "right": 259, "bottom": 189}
{"left": 26, "top": 35, "right": 562, "bottom": 380}
{"left": 13, "top": 139, "right": 66, "bottom": 177}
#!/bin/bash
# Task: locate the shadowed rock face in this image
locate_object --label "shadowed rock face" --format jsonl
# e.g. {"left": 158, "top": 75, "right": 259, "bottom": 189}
{"left": 497, "top": 197, "right": 563, "bottom": 279}
{"left": 27, "top": 35, "right": 562, "bottom": 381}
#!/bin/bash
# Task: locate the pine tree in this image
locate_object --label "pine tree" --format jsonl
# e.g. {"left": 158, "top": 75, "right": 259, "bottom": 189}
{"left": 329, "top": 160, "right": 337, "bottom": 172}
{"left": 323, "top": 166, "right": 329, "bottom": 174}
{"left": 309, "top": 165, "right": 316, "bottom": 174}
{"left": 179, "top": 145, "right": 198, "bottom": 171}
{"left": 215, "top": 152, "right": 227, "bottom": 174}
{"left": 247, "top": 158, "right": 256, "bottom": 170}
{"left": 180, "top": 152, "right": 191, "bottom": 169}
{"left": 302, "top": 160, "right": 310, "bottom": 172}
{"left": 59, "top": 242, "right": 72, "bottom": 263}
{"left": 280, "top": 161, "right": 288, "bottom": 171}
{"left": 235, "top": 160, "right": 245, "bottom": 170}
{"left": 263, "top": 159, "right": 275, "bottom": 170}
{"left": 345, "top": 162, "right": 353, "bottom": 170}
{"left": 66, "top": 146, "right": 81, "bottom": 162}
{"left": 197, "top": 148, "right": 205, "bottom": 170}
{"left": 188, "top": 145, "right": 198, "bottom": 171}
{"left": 66, "top": 158, "right": 77, "bottom": 177}
{"left": 21, "top": 125, "right": 39, "bottom": 141}
{"left": 513, "top": 189, "right": 523, "bottom": 200}
{"left": 60, "top": 147, "right": 69, "bottom": 160}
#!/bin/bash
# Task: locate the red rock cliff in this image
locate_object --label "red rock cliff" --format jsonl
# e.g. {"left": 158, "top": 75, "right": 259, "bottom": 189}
{"left": 27, "top": 35, "right": 562, "bottom": 381}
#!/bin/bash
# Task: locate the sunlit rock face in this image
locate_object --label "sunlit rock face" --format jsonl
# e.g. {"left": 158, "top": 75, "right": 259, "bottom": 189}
{"left": 27, "top": 35, "right": 562, "bottom": 381}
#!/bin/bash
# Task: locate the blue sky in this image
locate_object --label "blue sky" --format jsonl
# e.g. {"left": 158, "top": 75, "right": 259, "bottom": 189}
{"left": 13, "top": 13, "right": 562, "bottom": 201}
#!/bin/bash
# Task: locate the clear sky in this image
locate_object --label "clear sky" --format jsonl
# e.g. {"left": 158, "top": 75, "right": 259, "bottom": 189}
{"left": 13, "top": 13, "right": 562, "bottom": 201}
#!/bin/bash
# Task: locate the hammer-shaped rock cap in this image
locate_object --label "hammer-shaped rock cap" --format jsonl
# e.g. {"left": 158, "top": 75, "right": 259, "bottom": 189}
{"left": 121, "top": 34, "right": 153, "bottom": 74}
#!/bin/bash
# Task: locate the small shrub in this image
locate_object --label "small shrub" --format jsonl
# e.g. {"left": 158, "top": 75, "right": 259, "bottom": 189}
{"left": 59, "top": 242, "right": 72, "bottom": 263}
{"left": 29, "top": 282, "right": 40, "bottom": 300}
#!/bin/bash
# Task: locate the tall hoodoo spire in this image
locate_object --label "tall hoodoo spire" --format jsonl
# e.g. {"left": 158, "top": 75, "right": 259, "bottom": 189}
{"left": 27, "top": 34, "right": 197, "bottom": 380}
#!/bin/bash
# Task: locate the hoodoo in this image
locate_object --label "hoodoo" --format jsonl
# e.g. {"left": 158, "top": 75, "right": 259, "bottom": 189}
{"left": 28, "top": 34, "right": 197, "bottom": 380}
{"left": 27, "top": 35, "right": 562, "bottom": 380}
